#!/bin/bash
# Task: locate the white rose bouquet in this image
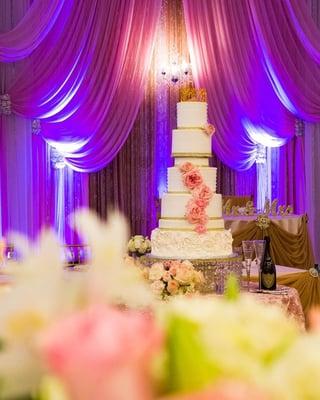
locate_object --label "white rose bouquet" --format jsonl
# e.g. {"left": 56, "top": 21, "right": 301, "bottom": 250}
{"left": 127, "top": 235, "right": 151, "bottom": 256}
{"left": 146, "top": 260, "right": 204, "bottom": 300}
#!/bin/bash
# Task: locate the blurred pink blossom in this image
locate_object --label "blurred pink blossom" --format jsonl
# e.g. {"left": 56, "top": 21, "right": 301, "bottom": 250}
{"left": 41, "top": 305, "right": 163, "bottom": 400}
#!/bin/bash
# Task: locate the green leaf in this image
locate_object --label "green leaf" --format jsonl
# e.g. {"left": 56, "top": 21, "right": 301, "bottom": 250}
{"left": 224, "top": 274, "right": 240, "bottom": 301}
{"left": 165, "top": 315, "right": 218, "bottom": 394}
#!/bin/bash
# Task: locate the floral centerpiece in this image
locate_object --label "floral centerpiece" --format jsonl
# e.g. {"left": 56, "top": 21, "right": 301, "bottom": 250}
{"left": 144, "top": 260, "right": 204, "bottom": 300}
{"left": 127, "top": 235, "right": 151, "bottom": 256}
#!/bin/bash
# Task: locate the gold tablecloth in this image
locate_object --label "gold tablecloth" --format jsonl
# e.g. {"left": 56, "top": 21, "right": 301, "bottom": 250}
{"left": 224, "top": 214, "right": 314, "bottom": 269}
{"left": 247, "top": 282, "right": 305, "bottom": 330}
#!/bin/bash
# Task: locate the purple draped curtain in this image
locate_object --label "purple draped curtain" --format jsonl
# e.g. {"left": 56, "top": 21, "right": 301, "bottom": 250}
{"left": 0, "top": 0, "right": 70, "bottom": 62}
{"left": 89, "top": 0, "right": 255, "bottom": 236}
{"left": 3, "top": 0, "right": 161, "bottom": 172}
{"left": 183, "top": 0, "right": 320, "bottom": 171}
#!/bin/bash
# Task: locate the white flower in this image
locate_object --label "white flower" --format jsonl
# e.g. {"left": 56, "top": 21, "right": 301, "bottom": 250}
{"left": 267, "top": 335, "right": 320, "bottom": 400}
{"left": 127, "top": 238, "right": 137, "bottom": 253}
{"left": 133, "top": 235, "right": 144, "bottom": 250}
{"left": 150, "top": 280, "right": 165, "bottom": 296}
{"left": 138, "top": 241, "right": 148, "bottom": 254}
{"left": 149, "top": 262, "right": 165, "bottom": 281}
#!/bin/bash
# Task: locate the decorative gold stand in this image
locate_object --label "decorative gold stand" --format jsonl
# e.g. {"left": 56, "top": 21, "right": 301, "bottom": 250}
{"left": 139, "top": 254, "right": 243, "bottom": 294}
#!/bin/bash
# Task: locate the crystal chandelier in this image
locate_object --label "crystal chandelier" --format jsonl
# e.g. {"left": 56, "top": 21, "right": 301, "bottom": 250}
{"left": 159, "top": 59, "right": 191, "bottom": 84}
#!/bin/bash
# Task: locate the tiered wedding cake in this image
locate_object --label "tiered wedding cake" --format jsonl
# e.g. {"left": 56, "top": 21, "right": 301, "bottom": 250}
{"left": 151, "top": 88, "right": 233, "bottom": 259}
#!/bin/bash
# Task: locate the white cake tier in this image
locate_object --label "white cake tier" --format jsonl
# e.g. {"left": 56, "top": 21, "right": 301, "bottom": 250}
{"left": 177, "top": 102, "right": 207, "bottom": 128}
{"left": 161, "top": 193, "right": 222, "bottom": 219}
{"left": 167, "top": 166, "right": 217, "bottom": 193}
{"left": 159, "top": 218, "right": 225, "bottom": 230}
{"left": 172, "top": 128, "right": 211, "bottom": 157}
{"left": 151, "top": 228, "right": 233, "bottom": 259}
{"left": 175, "top": 157, "right": 209, "bottom": 167}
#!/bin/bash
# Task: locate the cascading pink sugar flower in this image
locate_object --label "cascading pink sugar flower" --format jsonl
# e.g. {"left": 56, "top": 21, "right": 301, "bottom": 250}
{"left": 186, "top": 200, "right": 207, "bottom": 224}
{"left": 202, "top": 123, "right": 216, "bottom": 137}
{"left": 182, "top": 169, "right": 203, "bottom": 190}
{"left": 192, "top": 184, "right": 213, "bottom": 204}
{"left": 179, "top": 162, "right": 195, "bottom": 174}
{"left": 180, "top": 162, "right": 211, "bottom": 232}
{"left": 195, "top": 224, "right": 207, "bottom": 234}
{"left": 40, "top": 305, "right": 163, "bottom": 400}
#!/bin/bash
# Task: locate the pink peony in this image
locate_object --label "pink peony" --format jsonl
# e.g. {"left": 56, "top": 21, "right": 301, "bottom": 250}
{"left": 179, "top": 162, "right": 195, "bottom": 174}
{"left": 167, "top": 279, "right": 179, "bottom": 295}
{"left": 182, "top": 169, "right": 203, "bottom": 190}
{"left": 195, "top": 224, "right": 207, "bottom": 234}
{"left": 192, "top": 184, "right": 213, "bottom": 204}
{"left": 41, "top": 305, "right": 163, "bottom": 400}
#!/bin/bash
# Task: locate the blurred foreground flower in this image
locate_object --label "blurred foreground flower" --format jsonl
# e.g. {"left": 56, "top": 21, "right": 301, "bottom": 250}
{"left": 41, "top": 304, "right": 163, "bottom": 400}
{"left": 163, "top": 381, "right": 268, "bottom": 400}
{"left": 158, "top": 295, "right": 298, "bottom": 395}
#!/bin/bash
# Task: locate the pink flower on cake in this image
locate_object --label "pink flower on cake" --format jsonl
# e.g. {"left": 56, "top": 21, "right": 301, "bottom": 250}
{"left": 193, "top": 184, "right": 213, "bottom": 204}
{"left": 195, "top": 224, "right": 207, "bottom": 234}
{"left": 202, "top": 123, "right": 216, "bottom": 137}
{"left": 195, "top": 199, "right": 207, "bottom": 209}
{"left": 179, "top": 162, "right": 195, "bottom": 174}
{"left": 186, "top": 201, "right": 206, "bottom": 224}
{"left": 182, "top": 169, "right": 203, "bottom": 190}
{"left": 41, "top": 305, "right": 162, "bottom": 400}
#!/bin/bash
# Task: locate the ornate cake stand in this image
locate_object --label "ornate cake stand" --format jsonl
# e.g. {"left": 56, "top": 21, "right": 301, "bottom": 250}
{"left": 139, "top": 253, "right": 243, "bottom": 294}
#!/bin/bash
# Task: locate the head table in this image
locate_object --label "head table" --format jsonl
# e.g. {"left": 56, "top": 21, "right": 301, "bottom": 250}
{"left": 224, "top": 214, "right": 314, "bottom": 269}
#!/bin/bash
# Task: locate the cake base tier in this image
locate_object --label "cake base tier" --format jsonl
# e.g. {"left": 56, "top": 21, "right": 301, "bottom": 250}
{"left": 139, "top": 253, "right": 243, "bottom": 294}
{"left": 151, "top": 228, "right": 233, "bottom": 259}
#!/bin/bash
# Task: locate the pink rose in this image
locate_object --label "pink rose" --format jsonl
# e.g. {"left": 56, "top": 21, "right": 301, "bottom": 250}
{"left": 179, "top": 162, "right": 195, "bottom": 174}
{"left": 167, "top": 279, "right": 179, "bottom": 295}
{"left": 175, "top": 265, "right": 194, "bottom": 284}
{"left": 195, "top": 199, "right": 207, "bottom": 208}
{"left": 192, "top": 184, "right": 213, "bottom": 204}
{"left": 162, "top": 271, "right": 172, "bottom": 282}
{"left": 41, "top": 305, "right": 163, "bottom": 400}
{"left": 182, "top": 169, "right": 203, "bottom": 190}
{"left": 202, "top": 123, "right": 216, "bottom": 137}
{"left": 186, "top": 200, "right": 208, "bottom": 224}
{"left": 195, "top": 224, "right": 207, "bottom": 234}
{"left": 169, "top": 266, "right": 177, "bottom": 276}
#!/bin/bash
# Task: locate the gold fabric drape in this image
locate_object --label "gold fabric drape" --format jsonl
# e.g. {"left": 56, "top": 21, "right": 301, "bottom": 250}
{"left": 232, "top": 216, "right": 314, "bottom": 269}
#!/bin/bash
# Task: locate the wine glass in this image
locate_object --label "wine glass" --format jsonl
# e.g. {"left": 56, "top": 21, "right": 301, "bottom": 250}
{"left": 254, "top": 240, "right": 265, "bottom": 289}
{"left": 242, "top": 241, "right": 255, "bottom": 291}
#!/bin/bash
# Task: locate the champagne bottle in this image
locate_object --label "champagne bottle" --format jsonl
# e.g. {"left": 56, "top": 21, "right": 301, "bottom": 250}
{"left": 260, "top": 236, "right": 277, "bottom": 290}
